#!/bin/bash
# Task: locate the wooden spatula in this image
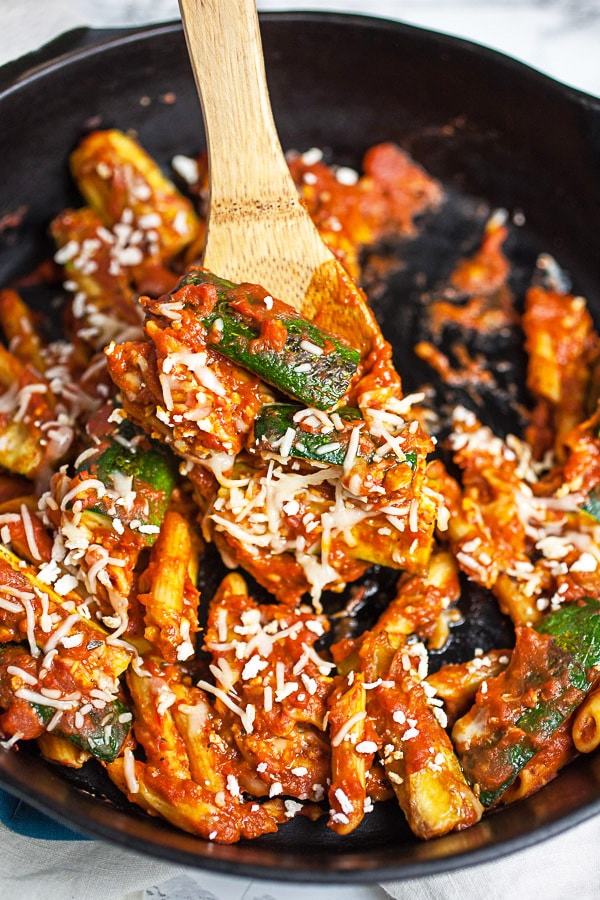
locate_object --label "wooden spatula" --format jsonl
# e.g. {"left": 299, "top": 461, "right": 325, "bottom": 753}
{"left": 178, "top": 0, "right": 370, "bottom": 339}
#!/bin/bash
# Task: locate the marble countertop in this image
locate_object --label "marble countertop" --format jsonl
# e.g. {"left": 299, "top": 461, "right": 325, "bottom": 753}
{"left": 2, "top": 0, "right": 600, "bottom": 98}
{"left": 0, "top": 2, "right": 600, "bottom": 899}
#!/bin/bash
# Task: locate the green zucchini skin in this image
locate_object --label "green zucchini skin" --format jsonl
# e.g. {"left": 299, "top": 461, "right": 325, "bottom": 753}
{"left": 93, "top": 439, "right": 175, "bottom": 500}
{"left": 581, "top": 485, "right": 600, "bottom": 523}
{"left": 33, "top": 697, "right": 131, "bottom": 763}
{"left": 174, "top": 269, "right": 360, "bottom": 411}
{"left": 75, "top": 415, "right": 177, "bottom": 544}
{"left": 252, "top": 402, "right": 418, "bottom": 469}
{"left": 455, "top": 598, "right": 600, "bottom": 807}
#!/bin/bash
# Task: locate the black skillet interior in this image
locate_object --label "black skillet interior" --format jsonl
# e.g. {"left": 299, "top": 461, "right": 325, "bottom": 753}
{"left": 0, "top": 12, "right": 600, "bottom": 882}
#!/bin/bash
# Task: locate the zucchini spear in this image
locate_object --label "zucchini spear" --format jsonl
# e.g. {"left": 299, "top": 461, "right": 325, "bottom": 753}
{"left": 33, "top": 696, "right": 131, "bottom": 763}
{"left": 252, "top": 402, "right": 417, "bottom": 469}
{"left": 0, "top": 553, "right": 134, "bottom": 764}
{"left": 0, "top": 643, "right": 131, "bottom": 765}
{"left": 169, "top": 268, "right": 360, "bottom": 410}
{"left": 74, "top": 413, "right": 177, "bottom": 545}
{"left": 453, "top": 597, "right": 600, "bottom": 807}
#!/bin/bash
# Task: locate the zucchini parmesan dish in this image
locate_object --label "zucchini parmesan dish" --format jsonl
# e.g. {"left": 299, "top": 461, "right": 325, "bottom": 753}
{"left": 0, "top": 128, "right": 598, "bottom": 844}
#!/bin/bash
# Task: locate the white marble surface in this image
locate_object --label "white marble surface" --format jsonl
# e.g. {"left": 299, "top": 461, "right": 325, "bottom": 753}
{"left": 1, "top": 0, "right": 600, "bottom": 97}
{"left": 0, "top": 1, "right": 600, "bottom": 899}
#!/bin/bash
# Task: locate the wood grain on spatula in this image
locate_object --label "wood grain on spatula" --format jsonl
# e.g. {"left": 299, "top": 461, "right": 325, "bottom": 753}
{"left": 178, "top": 0, "right": 379, "bottom": 360}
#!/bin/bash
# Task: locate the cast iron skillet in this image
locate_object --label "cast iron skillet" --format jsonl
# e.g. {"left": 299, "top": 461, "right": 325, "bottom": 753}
{"left": 0, "top": 13, "right": 600, "bottom": 883}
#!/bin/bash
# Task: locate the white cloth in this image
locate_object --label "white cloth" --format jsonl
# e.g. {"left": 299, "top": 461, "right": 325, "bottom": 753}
{"left": 1, "top": 1, "right": 600, "bottom": 898}
{"left": 1, "top": 813, "right": 600, "bottom": 899}
{"left": 383, "top": 815, "right": 600, "bottom": 900}
{"left": 0, "top": 818, "right": 388, "bottom": 900}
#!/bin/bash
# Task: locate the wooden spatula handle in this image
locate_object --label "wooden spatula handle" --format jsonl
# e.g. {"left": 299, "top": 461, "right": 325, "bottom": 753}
{"left": 179, "top": 0, "right": 301, "bottom": 219}
{"left": 178, "top": 0, "right": 334, "bottom": 307}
